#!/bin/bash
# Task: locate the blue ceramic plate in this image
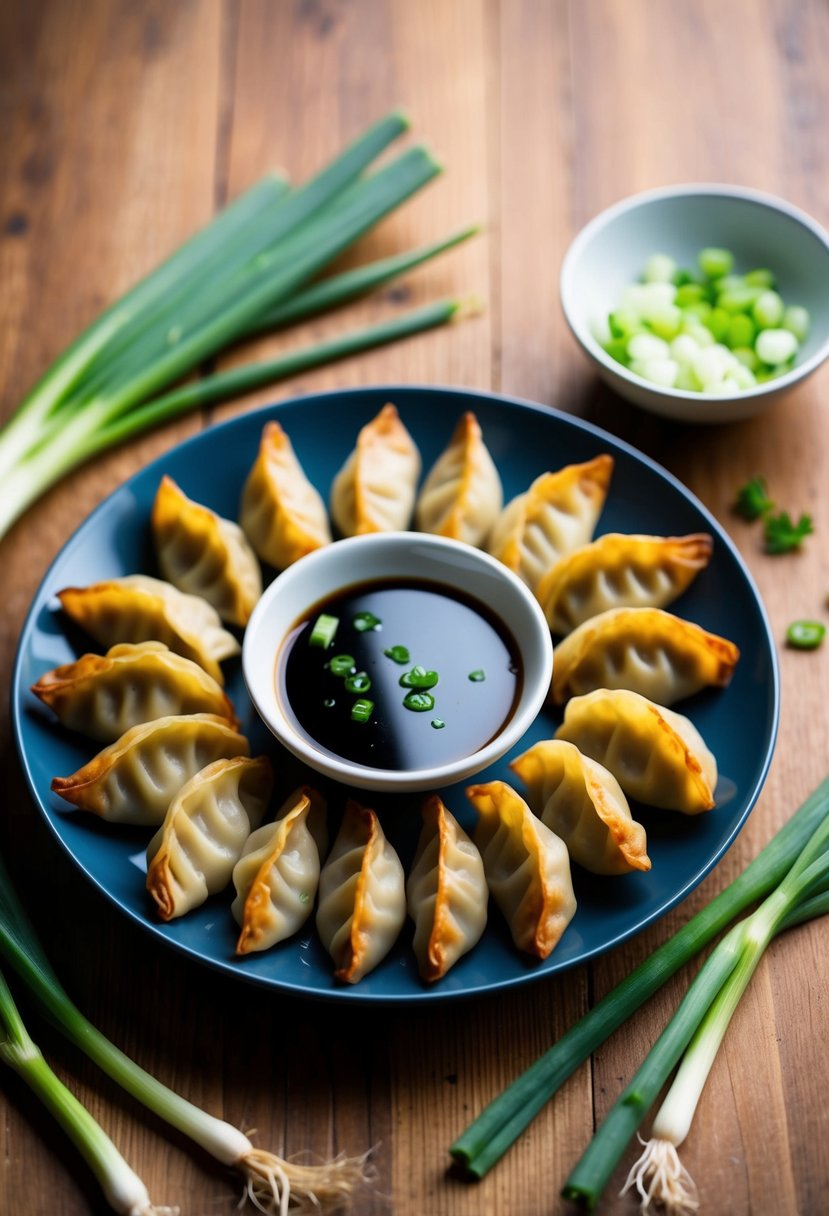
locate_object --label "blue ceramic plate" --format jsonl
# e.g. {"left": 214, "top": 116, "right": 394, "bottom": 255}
{"left": 12, "top": 386, "right": 779, "bottom": 1003}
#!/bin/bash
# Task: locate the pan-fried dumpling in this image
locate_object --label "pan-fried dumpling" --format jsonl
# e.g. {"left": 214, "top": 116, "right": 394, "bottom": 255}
{"left": 232, "top": 786, "right": 328, "bottom": 955}
{"left": 329, "top": 403, "right": 421, "bottom": 536}
{"left": 146, "top": 755, "right": 272, "bottom": 921}
{"left": 550, "top": 607, "right": 740, "bottom": 706}
{"left": 239, "top": 420, "right": 332, "bottom": 569}
{"left": 57, "top": 575, "right": 240, "bottom": 686}
{"left": 466, "top": 780, "right": 576, "bottom": 959}
{"left": 30, "top": 642, "right": 240, "bottom": 741}
{"left": 510, "top": 739, "right": 650, "bottom": 875}
{"left": 537, "top": 532, "right": 713, "bottom": 635}
{"left": 555, "top": 688, "right": 717, "bottom": 814}
{"left": 50, "top": 714, "right": 249, "bottom": 826}
{"left": 315, "top": 799, "right": 406, "bottom": 983}
{"left": 405, "top": 794, "right": 488, "bottom": 982}
{"left": 488, "top": 456, "right": 614, "bottom": 591}
{"left": 414, "top": 413, "right": 503, "bottom": 547}
{"left": 151, "top": 475, "right": 262, "bottom": 627}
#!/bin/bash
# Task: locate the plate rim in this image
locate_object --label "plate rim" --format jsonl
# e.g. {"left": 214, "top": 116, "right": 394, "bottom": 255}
{"left": 11, "top": 383, "right": 781, "bottom": 1004}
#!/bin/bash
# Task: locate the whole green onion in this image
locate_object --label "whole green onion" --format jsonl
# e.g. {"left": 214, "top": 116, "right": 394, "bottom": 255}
{"left": 449, "top": 775, "right": 829, "bottom": 1180}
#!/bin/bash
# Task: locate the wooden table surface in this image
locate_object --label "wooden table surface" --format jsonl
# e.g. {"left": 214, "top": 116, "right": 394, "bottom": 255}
{"left": 2, "top": 2, "right": 828, "bottom": 1213}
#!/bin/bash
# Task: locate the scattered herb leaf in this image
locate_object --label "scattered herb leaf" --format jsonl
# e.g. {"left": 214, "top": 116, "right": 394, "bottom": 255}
{"left": 764, "top": 510, "right": 813, "bottom": 554}
{"left": 734, "top": 476, "right": 775, "bottom": 521}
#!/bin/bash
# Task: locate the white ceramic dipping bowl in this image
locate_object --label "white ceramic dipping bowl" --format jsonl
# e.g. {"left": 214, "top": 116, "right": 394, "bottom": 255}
{"left": 560, "top": 184, "right": 829, "bottom": 423}
{"left": 242, "top": 532, "right": 553, "bottom": 792}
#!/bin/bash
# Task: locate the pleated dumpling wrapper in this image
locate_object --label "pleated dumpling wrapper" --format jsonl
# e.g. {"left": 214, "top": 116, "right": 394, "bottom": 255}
{"left": 146, "top": 754, "right": 273, "bottom": 921}
{"left": 151, "top": 475, "right": 262, "bottom": 627}
{"left": 555, "top": 688, "right": 718, "bottom": 815}
{"left": 536, "top": 532, "right": 713, "bottom": 635}
{"left": 414, "top": 412, "right": 503, "bottom": 547}
{"left": 329, "top": 403, "right": 421, "bottom": 536}
{"left": 550, "top": 607, "right": 740, "bottom": 706}
{"left": 51, "top": 713, "right": 250, "bottom": 826}
{"left": 405, "top": 794, "right": 488, "bottom": 982}
{"left": 488, "top": 456, "right": 614, "bottom": 591}
{"left": 57, "top": 574, "right": 240, "bottom": 686}
{"left": 466, "top": 780, "right": 576, "bottom": 959}
{"left": 239, "top": 420, "right": 332, "bottom": 569}
{"left": 232, "top": 785, "right": 329, "bottom": 956}
{"left": 316, "top": 800, "right": 406, "bottom": 983}
{"left": 510, "top": 739, "right": 650, "bottom": 876}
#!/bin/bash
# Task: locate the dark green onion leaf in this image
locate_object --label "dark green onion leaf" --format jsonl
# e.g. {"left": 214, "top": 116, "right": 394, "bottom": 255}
{"left": 400, "top": 665, "right": 439, "bottom": 689}
{"left": 468, "top": 669, "right": 486, "bottom": 682}
{"left": 403, "top": 691, "right": 435, "bottom": 712}
{"left": 431, "top": 719, "right": 446, "bottom": 730}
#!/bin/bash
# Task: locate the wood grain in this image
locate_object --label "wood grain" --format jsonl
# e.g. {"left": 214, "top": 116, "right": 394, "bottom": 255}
{"left": 1, "top": 2, "right": 828, "bottom": 1214}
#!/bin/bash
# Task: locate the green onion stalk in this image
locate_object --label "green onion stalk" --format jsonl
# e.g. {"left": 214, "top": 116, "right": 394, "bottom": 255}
{"left": 0, "top": 858, "right": 371, "bottom": 1213}
{"left": 0, "top": 111, "right": 479, "bottom": 542}
{"left": 450, "top": 775, "right": 829, "bottom": 1181}
{"left": 0, "top": 968, "right": 177, "bottom": 1216}
{"left": 565, "top": 846, "right": 829, "bottom": 1209}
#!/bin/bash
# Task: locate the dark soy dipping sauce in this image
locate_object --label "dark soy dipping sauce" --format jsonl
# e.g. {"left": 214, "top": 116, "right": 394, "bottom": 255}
{"left": 278, "top": 579, "right": 523, "bottom": 771}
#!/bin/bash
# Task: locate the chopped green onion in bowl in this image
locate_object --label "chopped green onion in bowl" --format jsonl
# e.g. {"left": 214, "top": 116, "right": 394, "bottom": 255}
{"left": 599, "top": 246, "right": 810, "bottom": 394}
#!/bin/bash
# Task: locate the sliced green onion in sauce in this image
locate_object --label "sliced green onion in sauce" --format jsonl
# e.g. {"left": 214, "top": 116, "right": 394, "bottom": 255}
{"left": 400, "top": 665, "right": 439, "bottom": 689}
{"left": 328, "top": 654, "right": 356, "bottom": 676}
{"left": 309, "top": 613, "right": 339, "bottom": 648}
{"left": 786, "top": 620, "right": 826, "bottom": 650}
{"left": 403, "top": 691, "right": 435, "bottom": 712}
{"left": 344, "top": 671, "right": 372, "bottom": 694}
{"left": 353, "top": 611, "right": 382, "bottom": 632}
{"left": 384, "top": 645, "right": 411, "bottom": 664}
{"left": 431, "top": 718, "right": 446, "bottom": 730}
{"left": 323, "top": 698, "right": 336, "bottom": 708}
{"left": 351, "top": 698, "right": 374, "bottom": 722}
{"left": 468, "top": 669, "right": 486, "bottom": 682}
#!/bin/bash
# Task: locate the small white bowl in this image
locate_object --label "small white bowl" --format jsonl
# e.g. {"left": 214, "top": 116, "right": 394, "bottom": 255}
{"left": 560, "top": 184, "right": 829, "bottom": 423}
{"left": 242, "top": 532, "right": 553, "bottom": 792}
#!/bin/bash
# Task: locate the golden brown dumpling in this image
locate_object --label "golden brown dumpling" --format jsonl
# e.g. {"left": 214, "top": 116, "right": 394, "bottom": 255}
{"left": 466, "top": 780, "right": 576, "bottom": 959}
{"left": 146, "top": 755, "right": 273, "bottom": 921}
{"left": 315, "top": 800, "right": 406, "bottom": 983}
{"left": 510, "top": 739, "right": 650, "bottom": 875}
{"left": 488, "top": 456, "right": 613, "bottom": 591}
{"left": 555, "top": 688, "right": 717, "bottom": 814}
{"left": 329, "top": 403, "right": 421, "bottom": 536}
{"left": 405, "top": 794, "right": 488, "bottom": 982}
{"left": 30, "top": 642, "right": 239, "bottom": 741}
{"left": 57, "top": 575, "right": 240, "bottom": 686}
{"left": 151, "top": 475, "right": 262, "bottom": 627}
{"left": 232, "top": 786, "right": 328, "bottom": 955}
{"left": 51, "top": 713, "right": 250, "bottom": 826}
{"left": 239, "top": 420, "right": 332, "bottom": 569}
{"left": 550, "top": 607, "right": 740, "bottom": 706}
{"left": 537, "top": 532, "right": 713, "bottom": 635}
{"left": 414, "top": 413, "right": 502, "bottom": 546}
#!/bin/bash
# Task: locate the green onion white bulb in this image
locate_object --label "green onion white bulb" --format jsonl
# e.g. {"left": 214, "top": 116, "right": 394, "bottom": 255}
{"left": 598, "top": 247, "right": 810, "bottom": 394}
